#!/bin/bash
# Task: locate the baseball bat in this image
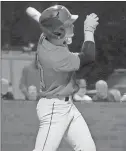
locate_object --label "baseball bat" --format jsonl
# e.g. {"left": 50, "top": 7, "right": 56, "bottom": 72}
{"left": 26, "top": 7, "right": 41, "bottom": 23}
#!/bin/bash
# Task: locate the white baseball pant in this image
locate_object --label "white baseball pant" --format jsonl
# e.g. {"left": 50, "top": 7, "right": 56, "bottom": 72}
{"left": 33, "top": 97, "right": 96, "bottom": 151}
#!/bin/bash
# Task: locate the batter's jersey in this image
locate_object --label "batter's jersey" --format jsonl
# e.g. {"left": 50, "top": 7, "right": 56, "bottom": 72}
{"left": 37, "top": 35, "right": 80, "bottom": 98}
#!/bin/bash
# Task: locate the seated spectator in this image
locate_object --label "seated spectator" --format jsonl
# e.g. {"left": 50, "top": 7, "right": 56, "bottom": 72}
{"left": 93, "top": 80, "right": 115, "bottom": 102}
{"left": 1, "top": 79, "right": 14, "bottom": 100}
{"left": 22, "top": 42, "right": 35, "bottom": 53}
{"left": 120, "top": 93, "right": 126, "bottom": 102}
{"left": 109, "top": 89, "right": 121, "bottom": 102}
{"left": 73, "top": 79, "right": 92, "bottom": 103}
{"left": 1, "top": 78, "right": 9, "bottom": 99}
{"left": 4, "top": 82, "right": 14, "bottom": 100}
{"left": 19, "top": 56, "right": 41, "bottom": 101}
{"left": 28, "top": 85, "right": 38, "bottom": 101}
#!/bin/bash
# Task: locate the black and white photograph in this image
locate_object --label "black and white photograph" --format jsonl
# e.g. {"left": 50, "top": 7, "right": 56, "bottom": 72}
{"left": 1, "top": 1, "right": 126, "bottom": 151}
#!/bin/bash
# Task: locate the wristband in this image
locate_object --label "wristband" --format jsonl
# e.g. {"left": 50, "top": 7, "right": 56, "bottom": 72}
{"left": 84, "top": 31, "right": 95, "bottom": 42}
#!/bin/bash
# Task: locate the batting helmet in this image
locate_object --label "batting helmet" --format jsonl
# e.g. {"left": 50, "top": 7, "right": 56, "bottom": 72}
{"left": 39, "top": 5, "right": 78, "bottom": 39}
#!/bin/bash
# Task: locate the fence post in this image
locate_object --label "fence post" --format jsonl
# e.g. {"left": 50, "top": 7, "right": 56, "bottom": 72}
{"left": 9, "top": 51, "right": 14, "bottom": 95}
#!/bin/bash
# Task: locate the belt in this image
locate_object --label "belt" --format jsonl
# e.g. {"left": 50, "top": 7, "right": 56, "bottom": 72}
{"left": 43, "top": 96, "right": 69, "bottom": 101}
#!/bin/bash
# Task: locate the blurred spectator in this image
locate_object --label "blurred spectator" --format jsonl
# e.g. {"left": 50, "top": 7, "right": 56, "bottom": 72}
{"left": 120, "top": 93, "right": 126, "bottom": 102}
{"left": 93, "top": 80, "right": 115, "bottom": 102}
{"left": 27, "top": 85, "right": 38, "bottom": 101}
{"left": 2, "top": 43, "right": 10, "bottom": 50}
{"left": 73, "top": 79, "right": 92, "bottom": 103}
{"left": 22, "top": 42, "right": 35, "bottom": 53}
{"left": 1, "top": 79, "right": 14, "bottom": 100}
{"left": 1, "top": 78, "right": 9, "bottom": 96}
{"left": 1, "top": 78, "right": 9, "bottom": 99}
{"left": 19, "top": 56, "right": 41, "bottom": 101}
{"left": 4, "top": 82, "right": 15, "bottom": 100}
{"left": 109, "top": 89, "right": 121, "bottom": 102}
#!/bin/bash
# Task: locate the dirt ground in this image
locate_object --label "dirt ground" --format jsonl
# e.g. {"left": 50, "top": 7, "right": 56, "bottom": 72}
{"left": 2, "top": 100, "right": 126, "bottom": 151}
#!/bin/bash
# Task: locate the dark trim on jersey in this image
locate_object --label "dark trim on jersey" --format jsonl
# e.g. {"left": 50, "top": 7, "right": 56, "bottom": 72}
{"left": 36, "top": 34, "right": 46, "bottom": 90}
{"left": 78, "top": 41, "right": 95, "bottom": 69}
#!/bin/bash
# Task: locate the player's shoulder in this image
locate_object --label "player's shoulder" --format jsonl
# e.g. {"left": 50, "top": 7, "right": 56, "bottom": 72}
{"left": 52, "top": 46, "right": 78, "bottom": 61}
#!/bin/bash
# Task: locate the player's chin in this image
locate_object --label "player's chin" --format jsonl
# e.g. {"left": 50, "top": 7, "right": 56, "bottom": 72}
{"left": 66, "top": 37, "right": 72, "bottom": 45}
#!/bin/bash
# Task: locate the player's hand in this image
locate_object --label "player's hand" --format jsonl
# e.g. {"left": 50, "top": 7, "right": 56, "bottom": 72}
{"left": 84, "top": 13, "right": 99, "bottom": 33}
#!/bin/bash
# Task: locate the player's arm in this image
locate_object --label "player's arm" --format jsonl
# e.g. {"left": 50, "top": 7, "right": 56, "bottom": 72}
{"left": 53, "top": 13, "right": 99, "bottom": 72}
{"left": 78, "top": 13, "right": 99, "bottom": 69}
{"left": 75, "top": 14, "right": 99, "bottom": 78}
{"left": 53, "top": 40, "right": 95, "bottom": 72}
{"left": 75, "top": 32, "right": 95, "bottom": 78}
{"left": 78, "top": 33, "right": 95, "bottom": 69}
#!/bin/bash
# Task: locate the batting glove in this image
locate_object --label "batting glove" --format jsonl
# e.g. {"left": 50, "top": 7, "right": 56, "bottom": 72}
{"left": 84, "top": 13, "right": 99, "bottom": 34}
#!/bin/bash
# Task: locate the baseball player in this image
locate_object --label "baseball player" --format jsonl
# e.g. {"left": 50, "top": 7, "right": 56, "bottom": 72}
{"left": 28, "top": 5, "right": 99, "bottom": 151}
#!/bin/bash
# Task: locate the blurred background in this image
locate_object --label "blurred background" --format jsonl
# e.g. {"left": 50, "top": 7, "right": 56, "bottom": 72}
{"left": 1, "top": 1, "right": 126, "bottom": 99}
{"left": 1, "top": 2, "right": 126, "bottom": 151}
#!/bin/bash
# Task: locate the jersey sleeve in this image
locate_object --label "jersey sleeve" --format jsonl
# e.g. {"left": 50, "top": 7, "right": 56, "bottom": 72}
{"left": 78, "top": 41, "right": 95, "bottom": 68}
{"left": 53, "top": 41, "right": 95, "bottom": 73}
{"left": 53, "top": 51, "right": 80, "bottom": 72}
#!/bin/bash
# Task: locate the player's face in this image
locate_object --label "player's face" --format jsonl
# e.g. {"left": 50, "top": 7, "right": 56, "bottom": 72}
{"left": 50, "top": 23, "right": 74, "bottom": 46}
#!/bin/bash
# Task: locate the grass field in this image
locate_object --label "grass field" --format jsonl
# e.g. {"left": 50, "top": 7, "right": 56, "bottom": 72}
{"left": 2, "top": 100, "right": 126, "bottom": 151}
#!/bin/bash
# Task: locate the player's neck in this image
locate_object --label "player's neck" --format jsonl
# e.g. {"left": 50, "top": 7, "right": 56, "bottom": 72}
{"left": 48, "top": 38, "right": 65, "bottom": 47}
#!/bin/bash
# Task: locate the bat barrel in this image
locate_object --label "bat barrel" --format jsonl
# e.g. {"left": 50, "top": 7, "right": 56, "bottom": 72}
{"left": 26, "top": 7, "right": 41, "bottom": 23}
